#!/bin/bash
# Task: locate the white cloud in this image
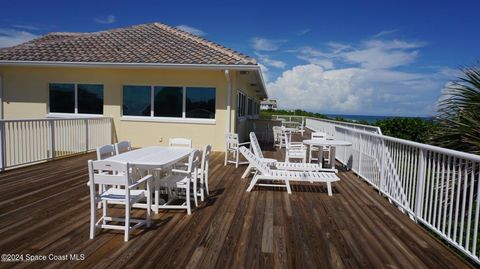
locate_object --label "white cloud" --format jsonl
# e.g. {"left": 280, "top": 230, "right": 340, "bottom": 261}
{"left": 175, "top": 25, "right": 206, "bottom": 36}
{"left": 297, "top": 29, "right": 311, "bottom": 36}
{"left": 373, "top": 29, "right": 397, "bottom": 38}
{"left": 255, "top": 52, "right": 286, "bottom": 69}
{"left": 267, "top": 35, "right": 449, "bottom": 116}
{"left": 251, "top": 37, "right": 287, "bottom": 51}
{"left": 0, "top": 28, "right": 38, "bottom": 48}
{"left": 12, "top": 24, "right": 39, "bottom": 31}
{"left": 94, "top": 15, "right": 116, "bottom": 24}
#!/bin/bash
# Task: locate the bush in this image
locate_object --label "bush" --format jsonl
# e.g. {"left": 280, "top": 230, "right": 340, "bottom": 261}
{"left": 375, "top": 117, "right": 437, "bottom": 144}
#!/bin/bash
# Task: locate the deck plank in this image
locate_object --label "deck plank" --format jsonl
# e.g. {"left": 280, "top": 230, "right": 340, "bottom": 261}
{"left": 0, "top": 139, "right": 474, "bottom": 269}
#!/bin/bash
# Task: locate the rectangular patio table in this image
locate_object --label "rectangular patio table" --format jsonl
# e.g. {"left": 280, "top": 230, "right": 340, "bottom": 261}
{"left": 108, "top": 146, "right": 194, "bottom": 213}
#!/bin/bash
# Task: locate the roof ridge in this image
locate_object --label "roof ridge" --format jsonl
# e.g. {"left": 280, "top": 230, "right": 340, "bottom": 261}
{"left": 152, "top": 23, "right": 256, "bottom": 65}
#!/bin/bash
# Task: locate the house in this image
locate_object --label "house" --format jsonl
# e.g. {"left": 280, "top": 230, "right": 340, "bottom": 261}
{"left": 260, "top": 99, "right": 277, "bottom": 110}
{"left": 0, "top": 23, "right": 267, "bottom": 151}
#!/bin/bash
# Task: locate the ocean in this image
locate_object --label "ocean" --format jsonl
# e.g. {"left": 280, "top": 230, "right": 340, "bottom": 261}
{"left": 324, "top": 114, "right": 432, "bottom": 124}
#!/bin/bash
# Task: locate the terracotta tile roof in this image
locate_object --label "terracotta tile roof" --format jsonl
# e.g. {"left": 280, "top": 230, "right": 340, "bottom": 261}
{"left": 0, "top": 23, "right": 257, "bottom": 65}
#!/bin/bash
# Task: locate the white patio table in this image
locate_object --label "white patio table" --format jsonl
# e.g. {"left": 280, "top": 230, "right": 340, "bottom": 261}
{"left": 108, "top": 146, "right": 194, "bottom": 213}
{"left": 302, "top": 139, "right": 352, "bottom": 171}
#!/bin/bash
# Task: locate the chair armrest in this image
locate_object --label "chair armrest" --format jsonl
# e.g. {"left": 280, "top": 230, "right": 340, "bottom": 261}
{"left": 129, "top": 174, "right": 153, "bottom": 189}
{"left": 171, "top": 169, "right": 190, "bottom": 175}
{"left": 238, "top": 141, "right": 251, "bottom": 146}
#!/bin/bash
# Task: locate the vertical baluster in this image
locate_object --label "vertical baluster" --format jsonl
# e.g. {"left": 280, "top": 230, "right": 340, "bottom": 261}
{"left": 415, "top": 148, "right": 426, "bottom": 220}
{"left": 431, "top": 152, "right": 440, "bottom": 226}
{"left": 442, "top": 155, "right": 451, "bottom": 234}
{"left": 437, "top": 154, "right": 446, "bottom": 230}
{"left": 459, "top": 160, "right": 469, "bottom": 246}
{"left": 465, "top": 162, "right": 476, "bottom": 252}
{"left": 453, "top": 159, "right": 463, "bottom": 242}
{"left": 426, "top": 151, "right": 435, "bottom": 222}
{"left": 448, "top": 157, "right": 457, "bottom": 238}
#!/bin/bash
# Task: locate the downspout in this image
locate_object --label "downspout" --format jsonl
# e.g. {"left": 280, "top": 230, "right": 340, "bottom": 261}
{"left": 224, "top": 70, "right": 232, "bottom": 133}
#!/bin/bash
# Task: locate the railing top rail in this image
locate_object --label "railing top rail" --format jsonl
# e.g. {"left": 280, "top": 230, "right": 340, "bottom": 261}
{"left": 305, "top": 116, "right": 382, "bottom": 134}
{"left": 0, "top": 117, "right": 113, "bottom": 123}
{"left": 335, "top": 124, "right": 480, "bottom": 162}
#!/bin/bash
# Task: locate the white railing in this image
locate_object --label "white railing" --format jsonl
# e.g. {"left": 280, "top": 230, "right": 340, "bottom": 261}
{"left": 306, "top": 117, "right": 480, "bottom": 264}
{"left": 305, "top": 117, "right": 382, "bottom": 135}
{"left": 0, "top": 117, "right": 113, "bottom": 170}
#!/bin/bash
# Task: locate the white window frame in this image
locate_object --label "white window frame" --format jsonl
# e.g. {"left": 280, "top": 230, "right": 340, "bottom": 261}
{"left": 121, "top": 85, "right": 216, "bottom": 124}
{"left": 47, "top": 82, "right": 104, "bottom": 118}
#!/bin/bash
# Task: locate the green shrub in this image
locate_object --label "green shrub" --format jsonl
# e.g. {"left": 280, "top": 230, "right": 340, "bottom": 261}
{"left": 375, "top": 117, "right": 438, "bottom": 143}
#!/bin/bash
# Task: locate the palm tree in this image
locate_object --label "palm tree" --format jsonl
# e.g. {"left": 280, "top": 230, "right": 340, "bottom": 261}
{"left": 433, "top": 65, "right": 480, "bottom": 155}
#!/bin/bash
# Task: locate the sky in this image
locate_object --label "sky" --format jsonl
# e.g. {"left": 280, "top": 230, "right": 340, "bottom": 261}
{"left": 0, "top": 0, "right": 479, "bottom": 117}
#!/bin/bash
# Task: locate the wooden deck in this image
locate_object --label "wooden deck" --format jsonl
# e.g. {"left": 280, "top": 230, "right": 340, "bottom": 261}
{"left": 0, "top": 143, "right": 474, "bottom": 268}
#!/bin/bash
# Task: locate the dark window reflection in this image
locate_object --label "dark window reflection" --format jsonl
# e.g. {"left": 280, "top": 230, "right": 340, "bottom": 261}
{"left": 78, "top": 84, "right": 103, "bottom": 114}
{"left": 123, "top": 86, "right": 151, "bottom": 116}
{"left": 154, "top": 86, "right": 183, "bottom": 117}
{"left": 186, "top": 87, "right": 216, "bottom": 119}
{"left": 49, "top": 83, "right": 75, "bottom": 113}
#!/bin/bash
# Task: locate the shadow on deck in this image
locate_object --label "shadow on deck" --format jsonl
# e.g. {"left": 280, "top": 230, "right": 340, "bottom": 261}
{"left": 0, "top": 138, "right": 474, "bottom": 268}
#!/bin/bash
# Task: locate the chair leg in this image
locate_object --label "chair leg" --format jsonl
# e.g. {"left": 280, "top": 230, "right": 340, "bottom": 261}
{"left": 193, "top": 180, "right": 198, "bottom": 207}
{"left": 224, "top": 151, "right": 228, "bottom": 166}
{"left": 97, "top": 185, "right": 103, "bottom": 209}
{"left": 90, "top": 199, "right": 96, "bottom": 239}
{"left": 246, "top": 175, "right": 259, "bottom": 192}
{"left": 205, "top": 173, "right": 210, "bottom": 196}
{"left": 327, "top": 182, "right": 332, "bottom": 196}
{"left": 186, "top": 182, "right": 191, "bottom": 215}
{"left": 235, "top": 149, "right": 239, "bottom": 168}
{"left": 285, "top": 180, "right": 292, "bottom": 194}
{"left": 241, "top": 164, "right": 253, "bottom": 179}
{"left": 124, "top": 204, "right": 130, "bottom": 242}
{"left": 102, "top": 200, "right": 108, "bottom": 224}
{"left": 146, "top": 186, "right": 151, "bottom": 228}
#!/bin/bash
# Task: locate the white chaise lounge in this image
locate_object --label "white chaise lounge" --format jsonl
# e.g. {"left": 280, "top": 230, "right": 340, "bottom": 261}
{"left": 239, "top": 146, "right": 340, "bottom": 195}
{"left": 242, "top": 132, "right": 336, "bottom": 179}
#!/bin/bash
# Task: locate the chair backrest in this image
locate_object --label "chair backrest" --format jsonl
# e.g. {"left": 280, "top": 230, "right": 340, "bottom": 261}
{"left": 186, "top": 150, "right": 201, "bottom": 174}
{"left": 312, "top": 132, "right": 327, "bottom": 140}
{"left": 239, "top": 146, "right": 271, "bottom": 175}
{"left": 88, "top": 160, "right": 131, "bottom": 189}
{"left": 169, "top": 138, "right": 192, "bottom": 148}
{"left": 224, "top": 133, "right": 239, "bottom": 150}
{"left": 115, "top": 140, "right": 132, "bottom": 155}
{"left": 284, "top": 132, "right": 292, "bottom": 149}
{"left": 200, "top": 144, "right": 212, "bottom": 174}
{"left": 96, "top": 144, "right": 116, "bottom": 160}
{"left": 249, "top": 132, "right": 264, "bottom": 159}
{"left": 272, "top": 126, "right": 282, "bottom": 142}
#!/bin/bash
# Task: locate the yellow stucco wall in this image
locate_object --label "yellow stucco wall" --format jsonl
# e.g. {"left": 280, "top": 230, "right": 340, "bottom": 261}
{"left": 0, "top": 66, "right": 240, "bottom": 151}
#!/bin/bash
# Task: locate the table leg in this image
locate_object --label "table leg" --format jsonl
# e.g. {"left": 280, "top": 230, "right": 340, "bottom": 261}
{"left": 330, "top": 146, "right": 336, "bottom": 170}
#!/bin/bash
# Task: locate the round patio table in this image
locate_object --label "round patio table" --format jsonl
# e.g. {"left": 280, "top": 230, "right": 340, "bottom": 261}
{"left": 302, "top": 139, "right": 352, "bottom": 170}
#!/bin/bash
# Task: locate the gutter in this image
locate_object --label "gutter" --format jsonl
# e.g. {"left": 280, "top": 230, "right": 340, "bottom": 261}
{"left": 224, "top": 70, "right": 232, "bottom": 132}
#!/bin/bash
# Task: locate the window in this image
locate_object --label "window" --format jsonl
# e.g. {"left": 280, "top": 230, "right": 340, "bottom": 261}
{"left": 49, "top": 83, "right": 104, "bottom": 115}
{"left": 247, "top": 98, "right": 253, "bottom": 116}
{"left": 123, "top": 85, "right": 216, "bottom": 120}
{"left": 186, "top": 87, "right": 216, "bottom": 119}
{"left": 154, "top": 86, "right": 183, "bottom": 117}
{"left": 78, "top": 84, "right": 103, "bottom": 114}
{"left": 49, "top": 83, "right": 75, "bottom": 113}
{"left": 123, "top": 86, "right": 151, "bottom": 116}
{"left": 237, "top": 92, "right": 246, "bottom": 118}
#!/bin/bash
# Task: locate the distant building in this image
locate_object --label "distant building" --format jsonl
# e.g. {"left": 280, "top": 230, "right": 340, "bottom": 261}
{"left": 260, "top": 99, "right": 277, "bottom": 110}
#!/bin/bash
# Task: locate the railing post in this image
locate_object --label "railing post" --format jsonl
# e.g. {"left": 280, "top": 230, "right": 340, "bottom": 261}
{"left": 85, "top": 119, "right": 89, "bottom": 152}
{"left": 414, "top": 148, "right": 427, "bottom": 221}
{"left": 358, "top": 133, "right": 363, "bottom": 177}
{"left": 49, "top": 120, "right": 55, "bottom": 160}
{"left": 0, "top": 121, "right": 5, "bottom": 171}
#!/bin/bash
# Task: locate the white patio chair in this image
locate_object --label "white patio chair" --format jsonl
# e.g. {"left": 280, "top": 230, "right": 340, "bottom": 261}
{"left": 284, "top": 132, "right": 307, "bottom": 163}
{"left": 115, "top": 140, "right": 132, "bottom": 155}
{"left": 158, "top": 150, "right": 200, "bottom": 214}
{"left": 242, "top": 132, "right": 335, "bottom": 178}
{"left": 239, "top": 146, "right": 339, "bottom": 195}
{"left": 309, "top": 132, "right": 331, "bottom": 165}
{"left": 272, "top": 126, "right": 285, "bottom": 148}
{"left": 96, "top": 144, "right": 116, "bottom": 160}
{"left": 88, "top": 160, "right": 152, "bottom": 242}
{"left": 169, "top": 138, "right": 192, "bottom": 148}
{"left": 196, "top": 144, "right": 212, "bottom": 201}
{"left": 224, "top": 133, "right": 250, "bottom": 168}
